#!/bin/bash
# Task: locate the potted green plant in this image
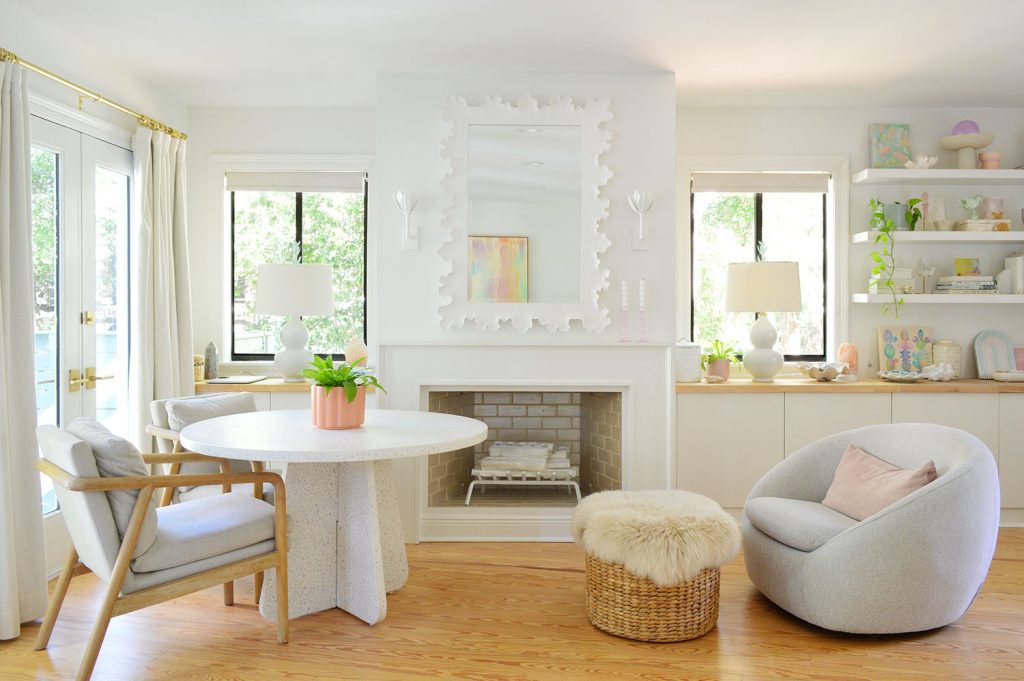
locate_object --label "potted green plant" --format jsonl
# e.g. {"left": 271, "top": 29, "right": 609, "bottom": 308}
{"left": 868, "top": 197, "right": 904, "bottom": 317}
{"left": 904, "top": 197, "right": 923, "bottom": 231}
{"left": 701, "top": 340, "right": 740, "bottom": 381}
{"left": 300, "top": 355, "right": 385, "bottom": 430}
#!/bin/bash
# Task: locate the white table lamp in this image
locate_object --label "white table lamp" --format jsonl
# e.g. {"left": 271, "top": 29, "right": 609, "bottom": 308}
{"left": 726, "top": 261, "right": 802, "bottom": 383}
{"left": 254, "top": 263, "right": 334, "bottom": 381}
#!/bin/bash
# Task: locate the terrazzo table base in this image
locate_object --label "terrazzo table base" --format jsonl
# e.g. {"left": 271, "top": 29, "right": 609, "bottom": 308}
{"left": 179, "top": 408, "right": 488, "bottom": 625}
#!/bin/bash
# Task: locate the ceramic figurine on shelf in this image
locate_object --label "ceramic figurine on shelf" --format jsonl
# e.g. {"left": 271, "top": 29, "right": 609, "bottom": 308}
{"left": 940, "top": 120, "right": 995, "bottom": 169}
{"left": 204, "top": 342, "right": 218, "bottom": 380}
{"left": 979, "top": 151, "right": 1002, "bottom": 169}
{"left": 961, "top": 195, "right": 983, "bottom": 219}
{"left": 914, "top": 259, "right": 936, "bottom": 294}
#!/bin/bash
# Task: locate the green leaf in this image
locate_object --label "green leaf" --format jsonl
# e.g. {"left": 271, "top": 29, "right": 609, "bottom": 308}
{"left": 344, "top": 381, "right": 358, "bottom": 403}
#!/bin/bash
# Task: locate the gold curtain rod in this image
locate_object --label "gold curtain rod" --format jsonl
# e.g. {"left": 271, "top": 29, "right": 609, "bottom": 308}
{"left": 0, "top": 46, "right": 187, "bottom": 140}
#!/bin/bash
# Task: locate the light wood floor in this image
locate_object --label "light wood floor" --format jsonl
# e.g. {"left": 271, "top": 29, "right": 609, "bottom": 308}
{"left": 3, "top": 531, "right": 1023, "bottom": 681}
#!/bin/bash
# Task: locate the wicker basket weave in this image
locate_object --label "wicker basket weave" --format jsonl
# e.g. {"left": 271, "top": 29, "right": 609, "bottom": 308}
{"left": 584, "top": 553, "right": 720, "bottom": 642}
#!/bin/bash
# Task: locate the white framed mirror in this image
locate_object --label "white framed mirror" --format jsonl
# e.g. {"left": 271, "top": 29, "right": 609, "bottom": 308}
{"left": 438, "top": 95, "right": 613, "bottom": 332}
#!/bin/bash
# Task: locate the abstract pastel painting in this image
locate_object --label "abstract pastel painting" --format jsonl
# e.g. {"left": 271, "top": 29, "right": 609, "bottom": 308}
{"left": 869, "top": 123, "right": 912, "bottom": 168}
{"left": 878, "top": 326, "right": 934, "bottom": 373}
{"left": 468, "top": 236, "right": 528, "bottom": 303}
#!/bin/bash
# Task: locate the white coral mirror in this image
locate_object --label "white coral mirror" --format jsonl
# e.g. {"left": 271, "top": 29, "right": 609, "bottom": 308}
{"left": 439, "top": 96, "right": 612, "bottom": 332}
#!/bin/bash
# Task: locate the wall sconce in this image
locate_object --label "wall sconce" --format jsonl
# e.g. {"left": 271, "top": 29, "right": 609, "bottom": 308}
{"left": 394, "top": 191, "right": 418, "bottom": 250}
{"left": 627, "top": 190, "right": 654, "bottom": 251}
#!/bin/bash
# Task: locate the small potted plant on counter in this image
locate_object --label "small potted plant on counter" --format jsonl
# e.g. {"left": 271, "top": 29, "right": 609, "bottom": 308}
{"left": 301, "top": 355, "right": 385, "bottom": 429}
{"left": 701, "top": 340, "right": 740, "bottom": 382}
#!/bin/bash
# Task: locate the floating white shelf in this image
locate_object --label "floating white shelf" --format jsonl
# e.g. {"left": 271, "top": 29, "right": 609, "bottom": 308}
{"left": 851, "top": 230, "right": 1024, "bottom": 244}
{"left": 852, "top": 293, "right": 1024, "bottom": 304}
{"left": 852, "top": 168, "right": 1024, "bottom": 185}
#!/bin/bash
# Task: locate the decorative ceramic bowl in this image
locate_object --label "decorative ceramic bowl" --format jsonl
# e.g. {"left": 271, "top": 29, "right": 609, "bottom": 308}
{"left": 903, "top": 155, "right": 938, "bottom": 169}
{"left": 795, "top": 362, "right": 848, "bottom": 382}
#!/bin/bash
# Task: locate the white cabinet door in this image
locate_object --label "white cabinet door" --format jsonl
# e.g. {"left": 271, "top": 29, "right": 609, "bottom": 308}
{"left": 891, "top": 394, "right": 999, "bottom": 458}
{"left": 677, "top": 394, "right": 784, "bottom": 509}
{"left": 251, "top": 393, "right": 272, "bottom": 411}
{"left": 784, "top": 394, "right": 892, "bottom": 456}
{"left": 998, "top": 394, "right": 1024, "bottom": 508}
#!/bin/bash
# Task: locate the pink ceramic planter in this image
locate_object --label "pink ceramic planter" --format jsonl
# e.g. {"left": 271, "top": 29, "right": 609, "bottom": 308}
{"left": 705, "top": 359, "right": 731, "bottom": 381}
{"left": 311, "top": 384, "right": 367, "bottom": 429}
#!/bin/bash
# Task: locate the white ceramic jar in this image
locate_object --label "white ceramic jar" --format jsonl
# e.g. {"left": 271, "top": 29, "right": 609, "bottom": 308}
{"left": 674, "top": 341, "right": 702, "bottom": 383}
{"left": 932, "top": 339, "right": 962, "bottom": 378}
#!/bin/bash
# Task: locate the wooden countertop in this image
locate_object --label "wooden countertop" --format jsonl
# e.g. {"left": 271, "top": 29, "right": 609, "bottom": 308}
{"left": 676, "top": 377, "right": 1024, "bottom": 394}
{"left": 196, "top": 378, "right": 312, "bottom": 393}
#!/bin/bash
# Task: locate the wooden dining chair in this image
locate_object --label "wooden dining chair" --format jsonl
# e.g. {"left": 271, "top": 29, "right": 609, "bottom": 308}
{"left": 35, "top": 424, "right": 289, "bottom": 681}
{"left": 146, "top": 392, "right": 272, "bottom": 603}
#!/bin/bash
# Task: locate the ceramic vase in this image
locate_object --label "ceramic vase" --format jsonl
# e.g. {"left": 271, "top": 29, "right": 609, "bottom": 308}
{"left": 311, "top": 384, "right": 366, "bottom": 429}
{"left": 932, "top": 340, "right": 962, "bottom": 379}
{"left": 706, "top": 359, "right": 731, "bottom": 381}
{"left": 978, "top": 151, "right": 1002, "bottom": 169}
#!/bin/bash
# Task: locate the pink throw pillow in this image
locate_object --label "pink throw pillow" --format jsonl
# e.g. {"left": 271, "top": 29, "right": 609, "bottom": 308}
{"left": 821, "top": 444, "right": 937, "bottom": 521}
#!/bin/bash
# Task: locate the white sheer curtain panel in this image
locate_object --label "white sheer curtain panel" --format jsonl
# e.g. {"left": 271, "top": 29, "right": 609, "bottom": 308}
{"left": 128, "top": 128, "right": 194, "bottom": 450}
{"left": 0, "top": 60, "right": 48, "bottom": 641}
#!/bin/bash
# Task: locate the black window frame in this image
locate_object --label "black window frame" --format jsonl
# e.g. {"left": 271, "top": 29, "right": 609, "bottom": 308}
{"left": 689, "top": 189, "right": 827, "bottom": 362}
{"left": 230, "top": 176, "right": 368, "bottom": 362}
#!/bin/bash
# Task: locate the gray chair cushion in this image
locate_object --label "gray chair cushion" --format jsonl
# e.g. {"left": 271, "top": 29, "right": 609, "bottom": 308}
{"left": 66, "top": 418, "right": 158, "bottom": 558}
{"left": 178, "top": 482, "right": 275, "bottom": 505}
{"left": 164, "top": 393, "right": 257, "bottom": 489}
{"left": 123, "top": 540, "right": 275, "bottom": 593}
{"left": 132, "top": 492, "right": 274, "bottom": 573}
{"left": 745, "top": 496, "right": 857, "bottom": 552}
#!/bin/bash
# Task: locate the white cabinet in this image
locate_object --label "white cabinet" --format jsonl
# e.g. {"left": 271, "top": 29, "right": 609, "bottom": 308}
{"left": 677, "top": 394, "right": 784, "bottom": 509}
{"left": 999, "top": 395, "right": 1024, "bottom": 508}
{"left": 784, "top": 394, "right": 892, "bottom": 456}
{"left": 891, "top": 393, "right": 1000, "bottom": 457}
{"left": 252, "top": 393, "right": 271, "bottom": 411}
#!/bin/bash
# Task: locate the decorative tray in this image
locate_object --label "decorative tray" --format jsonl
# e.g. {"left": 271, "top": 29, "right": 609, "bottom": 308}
{"left": 879, "top": 371, "right": 924, "bottom": 383}
{"left": 992, "top": 371, "right": 1024, "bottom": 382}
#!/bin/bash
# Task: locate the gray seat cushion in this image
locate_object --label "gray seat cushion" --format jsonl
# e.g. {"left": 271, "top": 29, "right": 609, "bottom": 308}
{"left": 745, "top": 497, "right": 857, "bottom": 552}
{"left": 177, "top": 482, "right": 276, "bottom": 505}
{"left": 132, "top": 492, "right": 274, "bottom": 573}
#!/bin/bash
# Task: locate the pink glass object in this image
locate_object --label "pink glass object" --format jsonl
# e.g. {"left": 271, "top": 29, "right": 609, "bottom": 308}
{"left": 1016, "top": 346, "right": 1024, "bottom": 371}
{"left": 311, "top": 384, "right": 366, "bottom": 429}
{"left": 837, "top": 342, "right": 859, "bottom": 375}
{"left": 952, "top": 120, "right": 981, "bottom": 135}
{"left": 637, "top": 310, "right": 648, "bottom": 343}
{"left": 978, "top": 152, "right": 1002, "bottom": 170}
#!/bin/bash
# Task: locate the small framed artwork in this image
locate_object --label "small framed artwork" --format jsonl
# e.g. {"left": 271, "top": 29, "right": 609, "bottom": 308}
{"left": 468, "top": 236, "right": 529, "bottom": 303}
{"left": 869, "top": 123, "right": 911, "bottom": 168}
{"left": 878, "top": 326, "right": 933, "bottom": 372}
{"left": 954, "top": 258, "right": 981, "bottom": 276}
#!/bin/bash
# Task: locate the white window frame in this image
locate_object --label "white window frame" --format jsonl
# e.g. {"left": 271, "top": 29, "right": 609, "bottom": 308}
{"left": 207, "top": 154, "right": 375, "bottom": 371}
{"left": 677, "top": 154, "right": 850, "bottom": 365}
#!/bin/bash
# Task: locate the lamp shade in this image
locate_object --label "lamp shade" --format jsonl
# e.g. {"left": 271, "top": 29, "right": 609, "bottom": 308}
{"left": 725, "top": 261, "right": 802, "bottom": 313}
{"left": 254, "top": 263, "right": 334, "bottom": 317}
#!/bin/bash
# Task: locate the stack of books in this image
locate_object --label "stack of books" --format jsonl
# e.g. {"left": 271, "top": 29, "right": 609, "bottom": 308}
{"left": 936, "top": 275, "right": 997, "bottom": 295}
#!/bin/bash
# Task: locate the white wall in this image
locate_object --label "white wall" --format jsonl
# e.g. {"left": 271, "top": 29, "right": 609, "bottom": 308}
{"left": 679, "top": 106, "right": 1024, "bottom": 376}
{"left": 185, "top": 106, "right": 376, "bottom": 353}
{"left": 3, "top": 0, "right": 187, "bottom": 134}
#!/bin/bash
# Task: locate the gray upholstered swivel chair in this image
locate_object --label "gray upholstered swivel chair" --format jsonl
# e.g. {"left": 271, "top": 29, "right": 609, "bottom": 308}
{"left": 36, "top": 422, "right": 288, "bottom": 681}
{"left": 742, "top": 423, "right": 999, "bottom": 634}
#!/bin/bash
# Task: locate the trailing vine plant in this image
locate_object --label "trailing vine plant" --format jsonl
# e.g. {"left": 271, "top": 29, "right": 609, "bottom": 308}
{"left": 868, "top": 198, "right": 903, "bottom": 317}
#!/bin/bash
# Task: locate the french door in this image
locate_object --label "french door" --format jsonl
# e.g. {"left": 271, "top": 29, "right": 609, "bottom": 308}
{"left": 31, "top": 115, "right": 132, "bottom": 573}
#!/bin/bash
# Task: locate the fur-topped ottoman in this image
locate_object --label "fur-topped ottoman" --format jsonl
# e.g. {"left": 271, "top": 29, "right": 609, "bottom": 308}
{"left": 572, "top": 490, "right": 740, "bottom": 642}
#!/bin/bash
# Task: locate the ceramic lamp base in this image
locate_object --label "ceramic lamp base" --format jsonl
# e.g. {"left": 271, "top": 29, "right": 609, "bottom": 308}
{"left": 743, "top": 314, "right": 784, "bottom": 383}
{"left": 275, "top": 316, "right": 313, "bottom": 381}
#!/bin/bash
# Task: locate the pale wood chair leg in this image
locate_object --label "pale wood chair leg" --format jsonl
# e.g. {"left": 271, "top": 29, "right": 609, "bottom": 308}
{"left": 77, "top": 486, "right": 154, "bottom": 681}
{"left": 34, "top": 545, "right": 79, "bottom": 651}
{"left": 254, "top": 572, "right": 264, "bottom": 604}
{"left": 159, "top": 461, "right": 181, "bottom": 507}
{"left": 223, "top": 581, "right": 234, "bottom": 606}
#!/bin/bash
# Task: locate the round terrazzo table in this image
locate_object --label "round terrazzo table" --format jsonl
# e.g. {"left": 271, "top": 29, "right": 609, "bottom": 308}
{"left": 180, "top": 409, "right": 487, "bottom": 625}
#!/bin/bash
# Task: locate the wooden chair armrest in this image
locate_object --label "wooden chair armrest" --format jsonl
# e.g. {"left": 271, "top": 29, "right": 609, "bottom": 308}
{"left": 141, "top": 452, "right": 231, "bottom": 465}
{"left": 144, "top": 425, "right": 180, "bottom": 442}
{"left": 38, "top": 458, "right": 284, "bottom": 496}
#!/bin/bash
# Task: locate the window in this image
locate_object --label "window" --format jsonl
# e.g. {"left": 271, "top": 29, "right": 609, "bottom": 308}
{"left": 230, "top": 172, "right": 367, "bottom": 360}
{"left": 690, "top": 172, "right": 828, "bottom": 361}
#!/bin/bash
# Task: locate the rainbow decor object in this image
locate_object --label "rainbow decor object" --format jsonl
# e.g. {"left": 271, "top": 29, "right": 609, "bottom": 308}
{"left": 468, "top": 236, "right": 528, "bottom": 303}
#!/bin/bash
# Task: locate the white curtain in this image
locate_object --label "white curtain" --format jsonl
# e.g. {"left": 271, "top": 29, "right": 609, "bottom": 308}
{"left": 128, "top": 128, "right": 194, "bottom": 450}
{"left": 0, "top": 61, "right": 47, "bottom": 641}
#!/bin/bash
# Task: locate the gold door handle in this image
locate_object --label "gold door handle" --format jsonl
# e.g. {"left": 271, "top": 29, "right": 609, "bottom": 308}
{"left": 85, "top": 368, "right": 114, "bottom": 390}
{"left": 69, "top": 369, "right": 87, "bottom": 392}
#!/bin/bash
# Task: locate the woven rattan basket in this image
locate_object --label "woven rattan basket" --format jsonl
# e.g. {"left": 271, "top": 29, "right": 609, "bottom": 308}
{"left": 584, "top": 553, "right": 720, "bottom": 642}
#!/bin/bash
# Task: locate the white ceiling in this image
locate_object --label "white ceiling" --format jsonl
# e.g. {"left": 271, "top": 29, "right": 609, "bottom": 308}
{"left": 11, "top": 0, "right": 1024, "bottom": 108}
